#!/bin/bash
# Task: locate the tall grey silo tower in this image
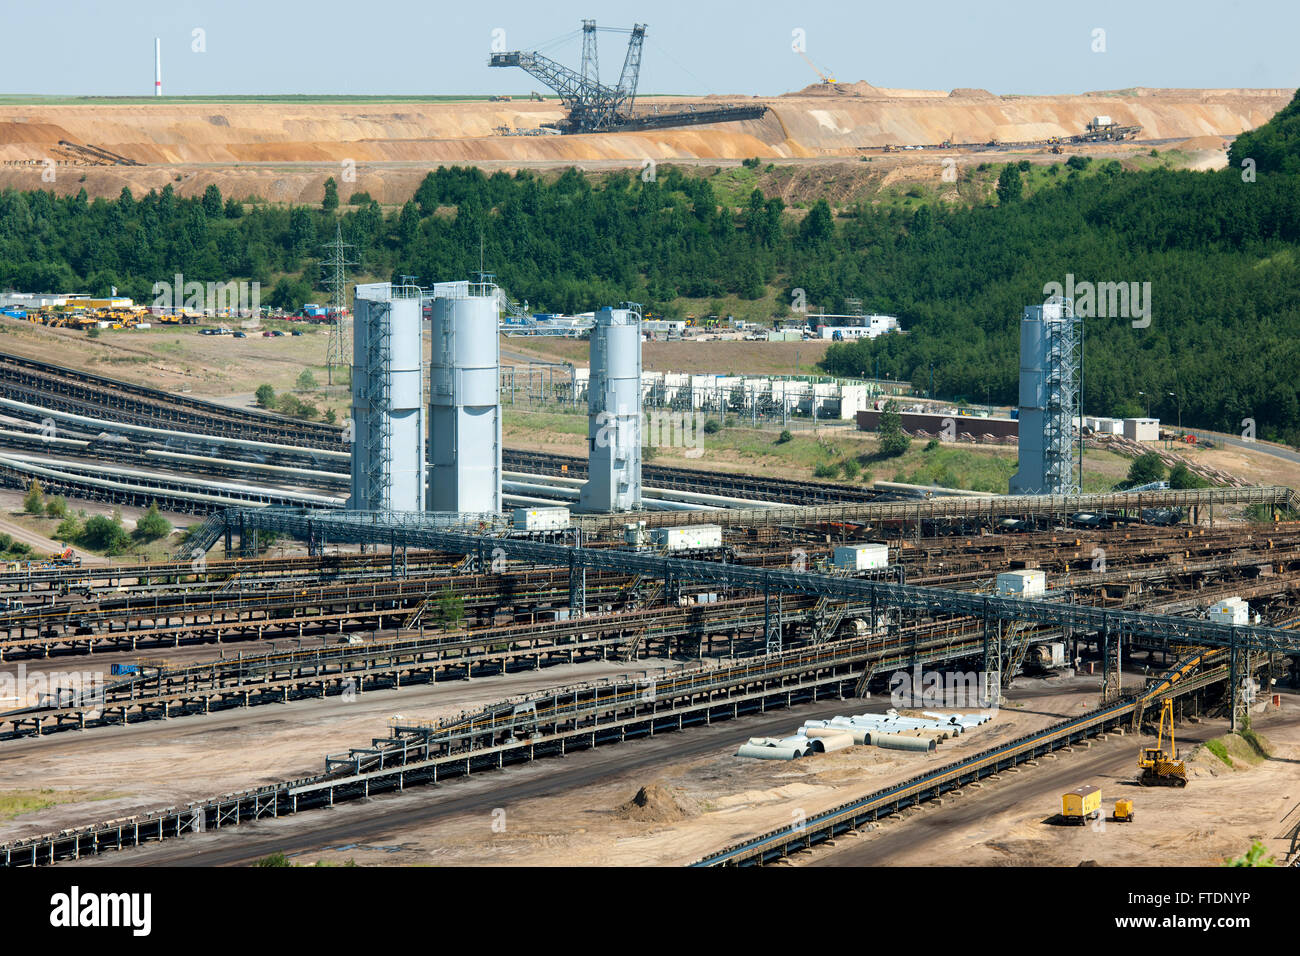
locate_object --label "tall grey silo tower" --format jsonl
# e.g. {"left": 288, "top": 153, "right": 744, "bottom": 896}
{"left": 579, "top": 305, "right": 643, "bottom": 512}
{"left": 1009, "top": 297, "right": 1081, "bottom": 495}
{"left": 427, "top": 281, "right": 502, "bottom": 513}
{"left": 349, "top": 281, "right": 426, "bottom": 511}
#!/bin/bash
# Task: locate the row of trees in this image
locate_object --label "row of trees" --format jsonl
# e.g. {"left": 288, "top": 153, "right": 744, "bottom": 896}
{"left": 23, "top": 480, "right": 171, "bottom": 555}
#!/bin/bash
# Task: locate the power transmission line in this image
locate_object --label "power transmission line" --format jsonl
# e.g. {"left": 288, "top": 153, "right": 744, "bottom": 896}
{"left": 321, "top": 223, "right": 357, "bottom": 387}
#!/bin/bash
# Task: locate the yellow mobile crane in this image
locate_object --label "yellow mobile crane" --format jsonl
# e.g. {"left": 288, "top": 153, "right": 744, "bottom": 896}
{"left": 797, "top": 50, "right": 842, "bottom": 92}
{"left": 1138, "top": 699, "right": 1188, "bottom": 787}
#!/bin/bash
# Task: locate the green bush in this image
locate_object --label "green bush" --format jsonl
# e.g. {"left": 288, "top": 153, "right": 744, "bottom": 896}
{"left": 876, "top": 400, "right": 912, "bottom": 458}
{"left": 22, "top": 480, "right": 43, "bottom": 515}
{"left": 1168, "top": 462, "right": 1208, "bottom": 489}
{"left": 255, "top": 384, "right": 275, "bottom": 408}
{"left": 276, "top": 393, "right": 304, "bottom": 417}
{"left": 703, "top": 419, "right": 721, "bottom": 435}
{"left": 79, "top": 514, "right": 132, "bottom": 555}
{"left": 434, "top": 589, "right": 465, "bottom": 628}
{"left": 54, "top": 516, "right": 81, "bottom": 542}
{"left": 296, "top": 369, "right": 318, "bottom": 391}
{"left": 133, "top": 503, "right": 173, "bottom": 543}
{"left": 44, "top": 496, "right": 67, "bottom": 519}
{"left": 775, "top": 429, "right": 793, "bottom": 444}
{"left": 924, "top": 438, "right": 940, "bottom": 452}
{"left": 840, "top": 458, "right": 861, "bottom": 479}
{"left": 813, "top": 462, "right": 838, "bottom": 479}
{"left": 1122, "top": 451, "right": 1166, "bottom": 488}
{"left": 1222, "top": 841, "right": 1276, "bottom": 867}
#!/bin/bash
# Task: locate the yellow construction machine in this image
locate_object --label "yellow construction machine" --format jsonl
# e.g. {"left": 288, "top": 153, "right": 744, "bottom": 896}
{"left": 1137, "top": 699, "right": 1187, "bottom": 787}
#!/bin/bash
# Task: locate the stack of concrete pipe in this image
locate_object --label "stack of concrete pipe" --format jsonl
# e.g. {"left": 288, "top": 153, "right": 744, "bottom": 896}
{"left": 736, "top": 735, "right": 814, "bottom": 760}
{"left": 801, "top": 727, "right": 856, "bottom": 753}
{"left": 797, "top": 707, "right": 995, "bottom": 752}
{"left": 736, "top": 708, "right": 991, "bottom": 761}
{"left": 735, "top": 728, "right": 855, "bottom": 761}
{"left": 867, "top": 731, "right": 937, "bottom": 752}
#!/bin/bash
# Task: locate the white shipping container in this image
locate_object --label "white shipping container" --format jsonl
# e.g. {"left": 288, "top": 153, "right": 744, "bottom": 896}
{"left": 651, "top": 524, "right": 723, "bottom": 552}
{"left": 997, "top": 569, "right": 1046, "bottom": 597}
{"left": 833, "top": 543, "right": 890, "bottom": 572}
{"left": 512, "top": 506, "right": 571, "bottom": 531}
{"left": 1209, "top": 597, "right": 1249, "bottom": 625}
{"left": 1046, "top": 642, "right": 1066, "bottom": 667}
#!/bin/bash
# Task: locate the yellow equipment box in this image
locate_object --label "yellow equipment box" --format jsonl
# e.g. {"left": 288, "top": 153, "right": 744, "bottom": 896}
{"left": 1114, "top": 799, "right": 1134, "bottom": 822}
{"left": 1061, "top": 785, "right": 1102, "bottom": 824}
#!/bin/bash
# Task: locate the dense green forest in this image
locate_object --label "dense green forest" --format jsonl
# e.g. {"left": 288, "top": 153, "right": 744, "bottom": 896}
{"left": 2, "top": 89, "right": 1299, "bottom": 442}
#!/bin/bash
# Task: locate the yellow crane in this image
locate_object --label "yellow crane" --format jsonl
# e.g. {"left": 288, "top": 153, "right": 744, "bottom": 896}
{"left": 1137, "top": 699, "right": 1188, "bottom": 787}
{"left": 797, "top": 50, "right": 840, "bottom": 90}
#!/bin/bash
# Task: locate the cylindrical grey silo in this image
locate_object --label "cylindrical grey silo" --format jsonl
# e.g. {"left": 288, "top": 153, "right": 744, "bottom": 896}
{"left": 428, "top": 283, "right": 502, "bottom": 513}
{"left": 579, "top": 306, "right": 642, "bottom": 512}
{"left": 1010, "top": 298, "right": 1078, "bottom": 495}
{"left": 349, "top": 282, "right": 425, "bottom": 512}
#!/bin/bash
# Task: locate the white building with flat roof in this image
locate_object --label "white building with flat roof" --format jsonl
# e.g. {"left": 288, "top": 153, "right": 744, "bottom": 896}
{"left": 814, "top": 314, "right": 901, "bottom": 340}
{"left": 1123, "top": 417, "right": 1160, "bottom": 442}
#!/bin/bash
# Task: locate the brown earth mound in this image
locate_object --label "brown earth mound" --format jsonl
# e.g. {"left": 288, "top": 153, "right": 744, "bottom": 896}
{"left": 0, "top": 86, "right": 1288, "bottom": 202}
{"left": 616, "top": 784, "right": 690, "bottom": 823}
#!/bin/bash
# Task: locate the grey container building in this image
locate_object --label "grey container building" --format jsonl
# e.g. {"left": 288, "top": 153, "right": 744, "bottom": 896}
{"left": 349, "top": 281, "right": 426, "bottom": 511}
{"left": 1010, "top": 297, "right": 1081, "bottom": 495}
{"left": 428, "top": 282, "right": 502, "bottom": 513}
{"left": 579, "top": 305, "right": 643, "bottom": 512}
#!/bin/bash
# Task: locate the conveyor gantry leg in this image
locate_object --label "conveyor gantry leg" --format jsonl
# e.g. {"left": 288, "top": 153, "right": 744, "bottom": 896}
{"left": 568, "top": 554, "right": 586, "bottom": 618}
{"left": 764, "top": 587, "right": 782, "bottom": 656}
{"left": 1101, "top": 621, "right": 1121, "bottom": 703}
{"left": 982, "top": 605, "right": 1001, "bottom": 706}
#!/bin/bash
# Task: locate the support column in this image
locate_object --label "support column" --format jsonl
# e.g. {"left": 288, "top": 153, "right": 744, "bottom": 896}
{"left": 764, "top": 583, "right": 781, "bottom": 656}
{"left": 568, "top": 553, "right": 586, "bottom": 618}
{"left": 1101, "top": 620, "right": 1121, "bottom": 702}
{"left": 982, "top": 600, "right": 1000, "bottom": 705}
{"left": 1228, "top": 632, "right": 1249, "bottom": 734}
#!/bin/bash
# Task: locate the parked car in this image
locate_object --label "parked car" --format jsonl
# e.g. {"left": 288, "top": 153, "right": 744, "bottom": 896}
{"left": 233, "top": 331, "right": 246, "bottom": 338}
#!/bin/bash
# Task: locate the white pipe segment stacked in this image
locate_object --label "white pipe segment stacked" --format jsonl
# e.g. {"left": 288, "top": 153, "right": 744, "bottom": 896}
{"left": 737, "top": 709, "right": 991, "bottom": 761}
{"left": 736, "top": 736, "right": 808, "bottom": 760}
{"left": 778, "top": 735, "right": 817, "bottom": 754}
{"left": 869, "top": 732, "right": 937, "bottom": 752}
{"left": 801, "top": 728, "right": 855, "bottom": 753}
{"left": 799, "top": 720, "right": 870, "bottom": 745}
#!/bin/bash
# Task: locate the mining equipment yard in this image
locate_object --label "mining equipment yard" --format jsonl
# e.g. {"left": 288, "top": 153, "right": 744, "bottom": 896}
{"left": 0, "top": 348, "right": 1296, "bottom": 869}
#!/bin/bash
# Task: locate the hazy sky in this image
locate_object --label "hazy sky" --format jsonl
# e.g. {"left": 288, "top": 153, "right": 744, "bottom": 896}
{"left": 4, "top": 0, "right": 1296, "bottom": 97}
